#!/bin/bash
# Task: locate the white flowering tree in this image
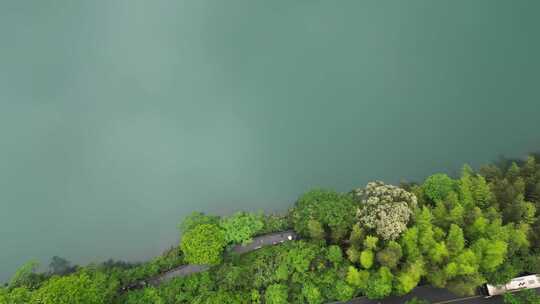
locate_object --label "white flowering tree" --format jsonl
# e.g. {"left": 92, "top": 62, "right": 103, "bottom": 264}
{"left": 353, "top": 181, "right": 417, "bottom": 241}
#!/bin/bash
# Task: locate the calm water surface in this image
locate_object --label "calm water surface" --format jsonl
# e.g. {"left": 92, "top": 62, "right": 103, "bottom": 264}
{"left": 1, "top": 1, "right": 540, "bottom": 281}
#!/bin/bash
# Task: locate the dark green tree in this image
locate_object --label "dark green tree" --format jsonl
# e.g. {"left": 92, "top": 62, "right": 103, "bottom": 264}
{"left": 376, "top": 241, "right": 403, "bottom": 269}
{"left": 364, "top": 267, "right": 393, "bottom": 299}
{"left": 446, "top": 224, "right": 465, "bottom": 257}
{"left": 333, "top": 280, "right": 354, "bottom": 301}
{"left": 302, "top": 283, "right": 323, "bottom": 304}
{"left": 291, "top": 189, "right": 356, "bottom": 242}
{"left": 220, "top": 211, "right": 264, "bottom": 245}
{"left": 326, "top": 245, "right": 343, "bottom": 267}
{"left": 49, "top": 256, "right": 76, "bottom": 276}
{"left": 264, "top": 284, "right": 288, "bottom": 304}
{"left": 307, "top": 219, "right": 326, "bottom": 240}
{"left": 8, "top": 260, "right": 42, "bottom": 290}
{"left": 422, "top": 174, "right": 455, "bottom": 203}
{"left": 125, "top": 287, "right": 164, "bottom": 304}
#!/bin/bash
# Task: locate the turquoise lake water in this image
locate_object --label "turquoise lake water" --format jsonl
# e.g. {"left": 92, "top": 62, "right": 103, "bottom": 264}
{"left": 1, "top": 1, "right": 539, "bottom": 281}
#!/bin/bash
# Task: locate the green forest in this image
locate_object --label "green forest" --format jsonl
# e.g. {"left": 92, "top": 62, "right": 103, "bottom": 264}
{"left": 2, "top": 155, "right": 540, "bottom": 304}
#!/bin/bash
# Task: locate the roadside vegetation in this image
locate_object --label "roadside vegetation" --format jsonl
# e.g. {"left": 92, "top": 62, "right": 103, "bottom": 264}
{"left": 503, "top": 289, "right": 540, "bottom": 304}
{"left": 2, "top": 155, "right": 540, "bottom": 303}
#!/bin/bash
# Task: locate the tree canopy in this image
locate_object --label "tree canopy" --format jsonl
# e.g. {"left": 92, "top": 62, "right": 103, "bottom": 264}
{"left": 29, "top": 272, "right": 117, "bottom": 304}
{"left": 291, "top": 189, "right": 356, "bottom": 242}
{"left": 354, "top": 181, "right": 417, "bottom": 240}
{"left": 220, "top": 211, "right": 264, "bottom": 245}
{"left": 180, "top": 223, "right": 226, "bottom": 265}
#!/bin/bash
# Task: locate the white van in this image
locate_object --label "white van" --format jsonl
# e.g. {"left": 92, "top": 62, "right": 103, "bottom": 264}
{"left": 481, "top": 274, "right": 540, "bottom": 297}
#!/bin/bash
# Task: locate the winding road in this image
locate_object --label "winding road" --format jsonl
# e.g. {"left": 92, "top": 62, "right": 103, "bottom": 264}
{"left": 126, "top": 230, "right": 538, "bottom": 303}
{"left": 232, "top": 230, "right": 297, "bottom": 254}
{"left": 147, "top": 265, "right": 210, "bottom": 286}
{"left": 126, "top": 230, "right": 299, "bottom": 289}
{"left": 335, "top": 286, "right": 540, "bottom": 304}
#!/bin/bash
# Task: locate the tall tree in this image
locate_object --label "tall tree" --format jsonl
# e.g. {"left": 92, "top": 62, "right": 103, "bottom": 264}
{"left": 446, "top": 224, "right": 465, "bottom": 257}
{"left": 0, "top": 287, "right": 31, "bottom": 304}
{"left": 125, "top": 287, "right": 164, "bottom": 304}
{"left": 422, "top": 174, "right": 455, "bottom": 203}
{"left": 264, "top": 284, "right": 288, "bottom": 304}
{"left": 9, "top": 260, "right": 40, "bottom": 290}
{"left": 400, "top": 227, "right": 421, "bottom": 262}
{"left": 364, "top": 267, "right": 394, "bottom": 299}
{"left": 394, "top": 260, "right": 424, "bottom": 295}
{"left": 220, "top": 211, "right": 264, "bottom": 245}
{"left": 29, "top": 272, "right": 118, "bottom": 304}
{"left": 49, "top": 256, "right": 76, "bottom": 276}
{"left": 354, "top": 181, "right": 417, "bottom": 240}
{"left": 333, "top": 280, "right": 355, "bottom": 301}
{"left": 307, "top": 219, "right": 326, "bottom": 240}
{"left": 291, "top": 189, "right": 356, "bottom": 242}
{"left": 346, "top": 266, "right": 369, "bottom": 290}
{"left": 376, "top": 241, "right": 403, "bottom": 269}
{"left": 180, "top": 223, "right": 226, "bottom": 265}
{"left": 349, "top": 224, "right": 365, "bottom": 248}
{"left": 359, "top": 249, "right": 374, "bottom": 269}
{"left": 327, "top": 245, "right": 343, "bottom": 267}
{"left": 302, "top": 283, "right": 323, "bottom": 304}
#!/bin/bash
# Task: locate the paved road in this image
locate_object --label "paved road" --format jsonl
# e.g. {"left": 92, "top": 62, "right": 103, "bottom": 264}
{"left": 147, "top": 264, "right": 209, "bottom": 286}
{"left": 123, "top": 230, "right": 298, "bottom": 290}
{"left": 232, "top": 230, "right": 298, "bottom": 254}
{"left": 124, "top": 230, "right": 538, "bottom": 304}
{"left": 334, "top": 286, "right": 540, "bottom": 304}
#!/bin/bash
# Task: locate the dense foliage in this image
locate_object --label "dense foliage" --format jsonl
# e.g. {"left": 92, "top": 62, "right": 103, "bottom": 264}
{"left": 220, "top": 211, "right": 265, "bottom": 245}
{"left": 180, "top": 223, "right": 227, "bottom": 265}
{"left": 291, "top": 189, "right": 356, "bottom": 242}
{"left": 354, "top": 181, "right": 417, "bottom": 240}
{"left": 2, "top": 155, "right": 540, "bottom": 303}
{"left": 503, "top": 289, "right": 540, "bottom": 304}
